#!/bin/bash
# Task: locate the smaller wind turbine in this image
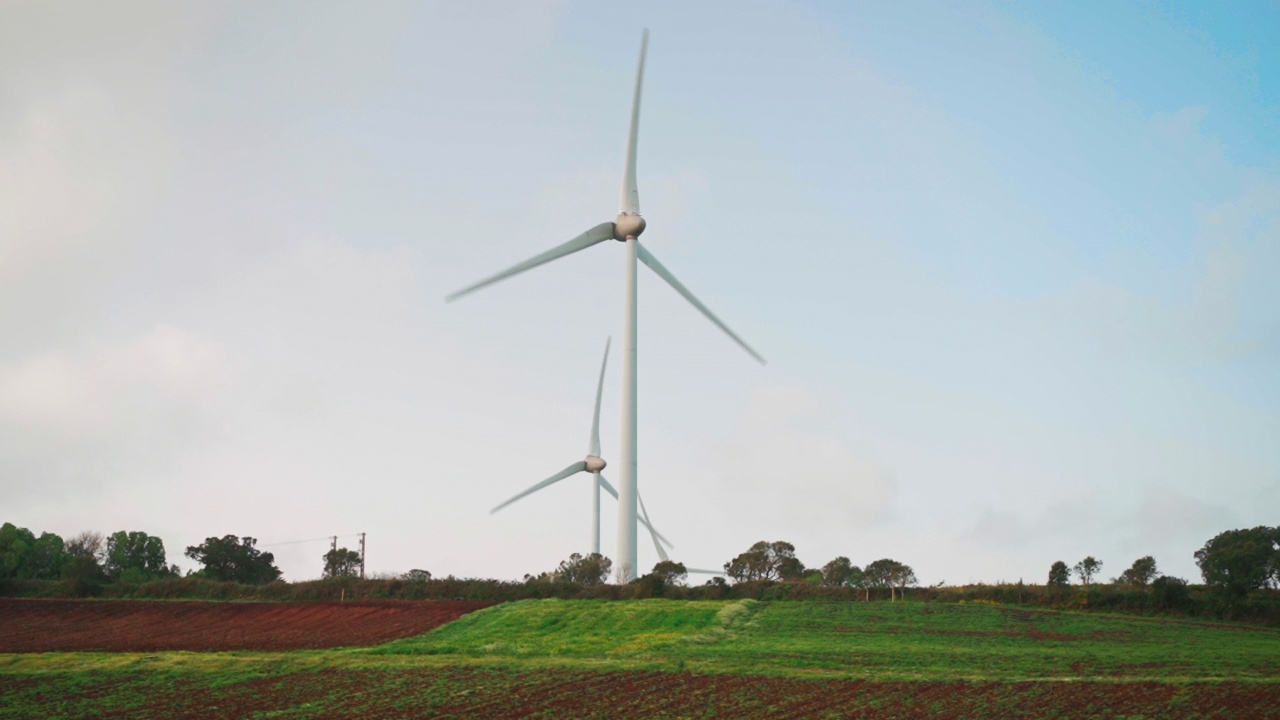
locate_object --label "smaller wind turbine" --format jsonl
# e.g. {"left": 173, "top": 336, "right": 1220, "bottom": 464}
{"left": 491, "top": 337, "right": 672, "bottom": 558}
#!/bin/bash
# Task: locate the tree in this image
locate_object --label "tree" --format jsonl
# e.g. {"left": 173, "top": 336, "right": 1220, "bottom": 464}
{"left": 25, "top": 532, "right": 67, "bottom": 580}
{"left": 724, "top": 541, "right": 805, "bottom": 583}
{"left": 1117, "top": 556, "right": 1159, "bottom": 588}
{"left": 323, "top": 548, "right": 362, "bottom": 578}
{"left": 185, "top": 535, "right": 282, "bottom": 584}
{"left": 1273, "top": 528, "right": 1280, "bottom": 587}
{"left": 1047, "top": 561, "right": 1071, "bottom": 588}
{"left": 883, "top": 561, "right": 917, "bottom": 601}
{"left": 402, "top": 569, "right": 432, "bottom": 582}
{"left": 820, "top": 556, "right": 856, "bottom": 587}
{"left": 865, "top": 559, "right": 915, "bottom": 601}
{"left": 65, "top": 531, "right": 105, "bottom": 562}
{"left": 1073, "top": 556, "right": 1102, "bottom": 586}
{"left": 1194, "top": 526, "right": 1280, "bottom": 601}
{"left": 634, "top": 560, "right": 687, "bottom": 598}
{"left": 0, "top": 523, "right": 36, "bottom": 578}
{"left": 553, "top": 552, "right": 612, "bottom": 585}
{"left": 890, "top": 562, "right": 918, "bottom": 599}
{"left": 702, "top": 575, "right": 729, "bottom": 598}
{"left": 650, "top": 560, "right": 687, "bottom": 586}
{"left": 863, "top": 559, "right": 892, "bottom": 597}
{"left": 61, "top": 531, "right": 107, "bottom": 590}
{"left": 105, "top": 531, "right": 171, "bottom": 582}
{"left": 848, "top": 565, "right": 869, "bottom": 601}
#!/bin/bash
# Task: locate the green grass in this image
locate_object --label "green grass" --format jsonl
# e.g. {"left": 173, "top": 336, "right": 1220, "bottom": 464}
{"left": 366, "top": 599, "right": 1280, "bottom": 681}
{"left": 4, "top": 600, "right": 1280, "bottom": 718}
{"left": 701, "top": 600, "right": 1280, "bottom": 679}
{"left": 371, "top": 598, "right": 748, "bottom": 658}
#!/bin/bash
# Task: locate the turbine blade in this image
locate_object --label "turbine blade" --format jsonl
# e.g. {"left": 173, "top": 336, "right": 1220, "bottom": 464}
{"left": 598, "top": 474, "right": 619, "bottom": 500}
{"left": 637, "top": 492, "right": 669, "bottom": 561}
{"left": 446, "top": 223, "right": 615, "bottom": 302}
{"left": 636, "top": 243, "right": 766, "bottom": 365}
{"left": 599, "top": 475, "right": 671, "bottom": 547}
{"left": 620, "top": 29, "right": 649, "bottom": 214}
{"left": 491, "top": 461, "right": 588, "bottom": 514}
{"left": 637, "top": 511, "right": 670, "bottom": 550}
{"left": 588, "top": 337, "right": 611, "bottom": 457}
{"left": 648, "top": 528, "right": 668, "bottom": 562}
{"left": 637, "top": 492, "right": 674, "bottom": 549}
{"left": 685, "top": 568, "right": 726, "bottom": 575}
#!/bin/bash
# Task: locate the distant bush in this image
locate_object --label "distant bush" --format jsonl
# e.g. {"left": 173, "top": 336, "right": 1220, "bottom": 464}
{"left": 0, "top": 578, "right": 65, "bottom": 598}
{"left": 1151, "top": 576, "right": 1191, "bottom": 611}
{"left": 4, "top": 572, "right": 1278, "bottom": 627}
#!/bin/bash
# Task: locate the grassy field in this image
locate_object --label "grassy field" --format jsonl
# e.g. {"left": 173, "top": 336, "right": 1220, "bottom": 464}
{"left": 4, "top": 599, "right": 1280, "bottom": 718}
{"left": 373, "top": 598, "right": 1280, "bottom": 680}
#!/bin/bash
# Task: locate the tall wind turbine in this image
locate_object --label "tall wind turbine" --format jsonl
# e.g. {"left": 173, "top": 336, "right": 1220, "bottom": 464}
{"left": 490, "top": 337, "right": 673, "bottom": 559}
{"left": 449, "top": 30, "right": 764, "bottom": 580}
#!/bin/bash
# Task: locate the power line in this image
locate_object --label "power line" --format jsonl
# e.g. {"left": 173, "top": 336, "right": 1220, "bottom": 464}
{"left": 260, "top": 533, "right": 362, "bottom": 548}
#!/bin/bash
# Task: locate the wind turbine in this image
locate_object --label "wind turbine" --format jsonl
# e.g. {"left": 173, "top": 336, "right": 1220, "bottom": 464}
{"left": 449, "top": 30, "right": 764, "bottom": 581}
{"left": 490, "top": 337, "right": 673, "bottom": 560}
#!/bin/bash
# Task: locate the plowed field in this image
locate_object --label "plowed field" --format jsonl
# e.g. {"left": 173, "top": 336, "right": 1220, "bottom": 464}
{"left": 3, "top": 667, "right": 1278, "bottom": 719}
{"left": 0, "top": 599, "right": 494, "bottom": 652}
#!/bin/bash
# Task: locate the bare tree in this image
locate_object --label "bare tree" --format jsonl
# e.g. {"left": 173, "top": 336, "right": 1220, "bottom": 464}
{"left": 1074, "top": 556, "right": 1102, "bottom": 586}
{"left": 613, "top": 560, "right": 632, "bottom": 586}
{"left": 65, "top": 531, "right": 105, "bottom": 561}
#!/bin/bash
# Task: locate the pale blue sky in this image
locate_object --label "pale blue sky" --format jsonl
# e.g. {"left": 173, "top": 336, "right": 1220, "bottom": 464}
{"left": 1, "top": 1, "right": 1275, "bottom": 584}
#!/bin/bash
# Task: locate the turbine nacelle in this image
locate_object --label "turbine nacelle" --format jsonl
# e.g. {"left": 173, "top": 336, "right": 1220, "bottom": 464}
{"left": 483, "top": 336, "right": 673, "bottom": 560}
{"left": 613, "top": 213, "right": 646, "bottom": 240}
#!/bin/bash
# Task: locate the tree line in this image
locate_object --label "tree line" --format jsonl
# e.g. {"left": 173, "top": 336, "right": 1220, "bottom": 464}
{"left": 0, "top": 524, "right": 285, "bottom": 590}
{"left": 3, "top": 522, "right": 1277, "bottom": 621}
{"left": 512, "top": 541, "right": 918, "bottom": 602}
{"left": 0, "top": 524, "right": 178, "bottom": 593}
{"left": 721, "top": 541, "right": 918, "bottom": 601}
{"left": 1042, "top": 525, "right": 1280, "bottom": 607}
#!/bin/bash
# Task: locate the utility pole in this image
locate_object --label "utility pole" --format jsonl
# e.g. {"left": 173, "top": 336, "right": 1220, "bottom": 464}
{"left": 330, "top": 536, "right": 337, "bottom": 553}
{"left": 359, "top": 532, "right": 366, "bottom": 579}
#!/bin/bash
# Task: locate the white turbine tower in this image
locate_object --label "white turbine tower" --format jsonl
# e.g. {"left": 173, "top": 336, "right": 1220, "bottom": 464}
{"left": 489, "top": 337, "right": 674, "bottom": 559}
{"left": 449, "top": 30, "right": 764, "bottom": 581}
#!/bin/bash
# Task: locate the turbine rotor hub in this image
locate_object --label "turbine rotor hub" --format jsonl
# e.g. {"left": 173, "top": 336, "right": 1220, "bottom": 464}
{"left": 584, "top": 455, "right": 607, "bottom": 473}
{"left": 613, "top": 213, "right": 646, "bottom": 240}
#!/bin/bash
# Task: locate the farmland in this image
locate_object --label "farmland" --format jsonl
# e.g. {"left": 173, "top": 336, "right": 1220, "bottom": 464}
{"left": 0, "top": 599, "right": 494, "bottom": 652}
{"left": 3, "top": 599, "right": 1279, "bottom": 718}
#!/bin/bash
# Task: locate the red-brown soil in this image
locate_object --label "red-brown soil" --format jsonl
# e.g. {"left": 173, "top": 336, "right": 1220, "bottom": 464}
{"left": 0, "top": 598, "right": 494, "bottom": 652}
{"left": 4, "top": 667, "right": 1279, "bottom": 719}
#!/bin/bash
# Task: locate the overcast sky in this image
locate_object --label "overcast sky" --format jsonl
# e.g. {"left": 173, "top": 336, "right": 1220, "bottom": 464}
{"left": 3, "top": 1, "right": 1277, "bottom": 585}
